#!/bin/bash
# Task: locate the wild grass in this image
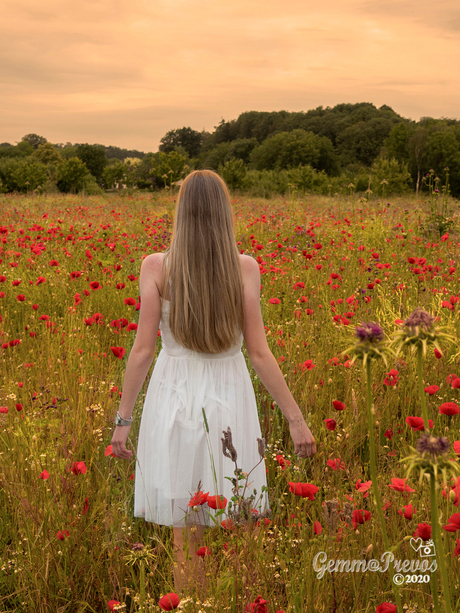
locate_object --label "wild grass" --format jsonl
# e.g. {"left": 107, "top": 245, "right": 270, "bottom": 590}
{"left": 1, "top": 191, "right": 460, "bottom": 612}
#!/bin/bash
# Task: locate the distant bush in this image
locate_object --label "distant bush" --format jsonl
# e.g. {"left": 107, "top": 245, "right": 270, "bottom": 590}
{"left": 0, "top": 157, "right": 48, "bottom": 193}
{"left": 218, "top": 158, "right": 247, "bottom": 191}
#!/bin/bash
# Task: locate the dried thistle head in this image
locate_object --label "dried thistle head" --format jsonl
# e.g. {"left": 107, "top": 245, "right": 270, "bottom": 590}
{"left": 416, "top": 433, "right": 450, "bottom": 460}
{"left": 392, "top": 306, "right": 455, "bottom": 357}
{"left": 343, "top": 502, "right": 354, "bottom": 526}
{"left": 321, "top": 499, "right": 339, "bottom": 533}
{"left": 257, "top": 437, "right": 266, "bottom": 459}
{"left": 221, "top": 427, "right": 238, "bottom": 462}
{"left": 404, "top": 307, "right": 435, "bottom": 331}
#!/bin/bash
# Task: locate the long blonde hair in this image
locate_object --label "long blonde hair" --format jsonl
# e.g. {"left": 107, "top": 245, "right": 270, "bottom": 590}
{"left": 161, "top": 170, "right": 244, "bottom": 353}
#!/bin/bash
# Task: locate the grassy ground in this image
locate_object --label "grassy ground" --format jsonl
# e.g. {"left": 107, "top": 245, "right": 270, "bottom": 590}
{"left": 1, "top": 191, "right": 460, "bottom": 612}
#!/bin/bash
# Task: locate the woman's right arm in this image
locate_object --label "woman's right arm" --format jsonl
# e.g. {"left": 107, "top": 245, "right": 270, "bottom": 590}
{"left": 240, "top": 255, "right": 316, "bottom": 458}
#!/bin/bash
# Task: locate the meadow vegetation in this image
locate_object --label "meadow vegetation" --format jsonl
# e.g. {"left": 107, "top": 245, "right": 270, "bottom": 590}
{"left": 1, "top": 191, "right": 460, "bottom": 612}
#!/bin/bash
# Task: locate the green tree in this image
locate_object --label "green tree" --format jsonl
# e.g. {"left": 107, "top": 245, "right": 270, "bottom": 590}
{"left": 370, "top": 157, "right": 412, "bottom": 195}
{"left": 150, "top": 151, "right": 187, "bottom": 188}
{"left": 103, "top": 160, "right": 126, "bottom": 189}
{"left": 425, "top": 129, "right": 460, "bottom": 195}
{"left": 0, "top": 158, "right": 48, "bottom": 193}
{"left": 57, "top": 158, "right": 90, "bottom": 193}
{"left": 218, "top": 158, "right": 247, "bottom": 190}
{"left": 33, "top": 142, "right": 62, "bottom": 165}
{"left": 21, "top": 134, "right": 48, "bottom": 149}
{"left": 159, "top": 127, "right": 203, "bottom": 158}
{"left": 226, "top": 138, "right": 259, "bottom": 164}
{"left": 250, "top": 129, "right": 336, "bottom": 172}
{"left": 384, "top": 123, "right": 411, "bottom": 164}
{"left": 75, "top": 144, "right": 107, "bottom": 185}
{"left": 0, "top": 141, "right": 34, "bottom": 159}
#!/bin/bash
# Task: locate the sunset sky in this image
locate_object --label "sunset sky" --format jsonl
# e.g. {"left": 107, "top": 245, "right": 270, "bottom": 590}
{"left": 2, "top": 0, "right": 459, "bottom": 152}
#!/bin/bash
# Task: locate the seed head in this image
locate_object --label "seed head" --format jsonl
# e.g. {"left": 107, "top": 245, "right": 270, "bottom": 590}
{"left": 416, "top": 434, "right": 450, "bottom": 459}
{"left": 355, "top": 322, "right": 384, "bottom": 343}
{"left": 221, "top": 427, "right": 238, "bottom": 462}
{"left": 404, "top": 307, "right": 435, "bottom": 331}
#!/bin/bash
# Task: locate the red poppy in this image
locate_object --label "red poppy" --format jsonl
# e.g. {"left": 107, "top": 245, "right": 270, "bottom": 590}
{"left": 439, "top": 402, "right": 459, "bottom": 416}
{"left": 332, "top": 400, "right": 346, "bottom": 411}
{"left": 17, "top": 294, "right": 25, "bottom": 301}
{"left": 452, "top": 378, "right": 460, "bottom": 389}
{"left": 327, "top": 458, "right": 345, "bottom": 471}
{"left": 376, "top": 604, "right": 397, "bottom": 613}
{"left": 276, "top": 455, "right": 291, "bottom": 470}
{"left": 39, "top": 470, "right": 50, "bottom": 480}
{"left": 207, "top": 495, "right": 227, "bottom": 509}
{"left": 352, "top": 509, "right": 371, "bottom": 529}
{"left": 454, "top": 539, "right": 460, "bottom": 557}
{"left": 314, "top": 243, "right": 322, "bottom": 250}
{"left": 247, "top": 595, "right": 268, "bottom": 613}
{"left": 434, "top": 348, "right": 442, "bottom": 359}
{"left": 405, "top": 416, "right": 433, "bottom": 431}
{"left": 158, "top": 593, "right": 180, "bottom": 611}
{"left": 124, "top": 297, "right": 136, "bottom": 305}
{"left": 398, "top": 503, "right": 415, "bottom": 520}
{"left": 415, "top": 523, "right": 431, "bottom": 541}
{"left": 269, "top": 297, "right": 280, "bottom": 305}
{"left": 111, "top": 347, "right": 126, "bottom": 359}
{"left": 0, "top": 406, "right": 8, "bottom": 414}
{"left": 384, "top": 429, "right": 393, "bottom": 440}
{"left": 454, "top": 441, "right": 460, "bottom": 455}
{"left": 196, "top": 546, "right": 211, "bottom": 557}
{"left": 188, "top": 491, "right": 209, "bottom": 506}
{"left": 107, "top": 601, "right": 121, "bottom": 612}
{"left": 127, "top": 323, "right": 138, "bottom": 331}
{"left": 221, "top": 519, "right": 235, "bottom": 529}
{"left": 383, "top": 369, "right": 399, "bottom": 386}
{"left": 56, "top": 530, "right": 70, "bottom": 540}
{"left": 104, "top": 445, "right": 116, "bottom": 458}
{"left": 388, "top": 477, "right": 415, "bottom": 493}
{"left": 424, "top": 385, "right": 439, "bottom": 395}
{"left": 355, "top": 479, "right": 372, "bottom": 493}
{"left": 70, "top": 461, "right": 87, "bottom": 475}
{"left": 313, "top": 520, "right": 322, "bottom": 535}
{"left": 442, "top": 512, "right": 460, "bottom": 533}
{"left": 288, "top": 482, "right": 319, "bottom": 500}
{"left": 324, "top": 418, "right": 336, "bottom": 431}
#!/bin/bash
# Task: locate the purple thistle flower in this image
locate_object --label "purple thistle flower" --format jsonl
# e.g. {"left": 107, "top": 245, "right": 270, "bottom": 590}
{"left": 416, "top": 434, "right": 450, "bottom": 459}
{"left": 355, "top": 322, "right": 384, "bottom": 343}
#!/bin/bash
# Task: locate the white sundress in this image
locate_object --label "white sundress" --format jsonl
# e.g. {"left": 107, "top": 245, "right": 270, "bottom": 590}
{"left": 134, "top": 299, "right": 270, "bottom": 527}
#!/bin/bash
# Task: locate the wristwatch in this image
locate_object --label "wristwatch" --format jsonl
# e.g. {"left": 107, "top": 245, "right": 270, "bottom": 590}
{"left": 115, "top": 412, "right": 133, "bottom": 426}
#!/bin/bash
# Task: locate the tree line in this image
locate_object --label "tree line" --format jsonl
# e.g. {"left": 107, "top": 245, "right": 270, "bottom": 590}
{"left": 1, "top": 102, "right": 459, "bottom": 196}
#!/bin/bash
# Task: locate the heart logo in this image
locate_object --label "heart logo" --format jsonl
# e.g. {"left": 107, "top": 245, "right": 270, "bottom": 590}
{"left": 410, "top": 537, "right": 422, "bottom": 551}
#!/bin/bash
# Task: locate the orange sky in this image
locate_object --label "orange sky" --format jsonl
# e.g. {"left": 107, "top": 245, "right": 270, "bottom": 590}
{"left": 2, "top": 0, "right": 459, "bottom": 152}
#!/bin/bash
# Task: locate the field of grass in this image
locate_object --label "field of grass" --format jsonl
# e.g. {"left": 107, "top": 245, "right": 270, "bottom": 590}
{"left": 1, "top": 191, "right": 460, "bottom": 613}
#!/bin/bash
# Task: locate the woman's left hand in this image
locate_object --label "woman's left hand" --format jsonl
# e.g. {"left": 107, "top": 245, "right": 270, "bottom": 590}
{"left": 111, "top": 426, "right": 133, "bottom": 459}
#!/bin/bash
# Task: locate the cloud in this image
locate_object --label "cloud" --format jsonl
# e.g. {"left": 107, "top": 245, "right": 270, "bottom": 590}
{"left": 0, "top": 0, "right": 458, "bottom": 149}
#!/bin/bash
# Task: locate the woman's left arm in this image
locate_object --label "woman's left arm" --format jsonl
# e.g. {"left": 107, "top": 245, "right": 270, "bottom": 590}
{"left": 111, "top": 254, "right": 163, "bottom": 458}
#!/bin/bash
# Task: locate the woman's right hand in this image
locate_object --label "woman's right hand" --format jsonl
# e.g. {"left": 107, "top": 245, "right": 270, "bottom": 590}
{"left": 289, "top": 415, "right": 317, "bottom": 458}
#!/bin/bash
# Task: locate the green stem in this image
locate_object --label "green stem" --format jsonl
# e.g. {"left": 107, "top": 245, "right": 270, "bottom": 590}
{"left": 430, "top": 473, "right": 451, "bottom": 613}
{"left": 417, "top": 345, "right": 431, "bottom": 431}
{"left": 365, "top": 360, "right": 403, "bottom": 613}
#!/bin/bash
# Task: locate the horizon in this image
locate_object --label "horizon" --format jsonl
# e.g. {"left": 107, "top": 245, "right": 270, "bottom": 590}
{"left": 2, "top": 0, "right": 459, "bottom": 152}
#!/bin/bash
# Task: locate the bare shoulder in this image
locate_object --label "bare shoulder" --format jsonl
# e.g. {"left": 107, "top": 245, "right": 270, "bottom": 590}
{"left": 239, "top": 253, "right": 259, "bottom": 279}
{"left": 141, "top": 253, "right": 165, "bottom": 292}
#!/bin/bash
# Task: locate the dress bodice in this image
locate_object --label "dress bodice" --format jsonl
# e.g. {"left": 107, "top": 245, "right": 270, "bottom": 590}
{"left": 159, "top": 299, "right": 243, "bottom": 359}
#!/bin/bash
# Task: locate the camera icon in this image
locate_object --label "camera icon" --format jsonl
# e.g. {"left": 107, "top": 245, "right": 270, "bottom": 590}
{"left": 418, "top": 540, "right": 436, "bottom": 557}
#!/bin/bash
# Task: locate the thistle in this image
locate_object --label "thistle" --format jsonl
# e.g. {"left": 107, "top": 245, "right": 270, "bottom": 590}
{"left": 343, "top": 323, "right": 402, "bottom": 612}
{"left": 391, "top": 306, "right": 455, "bottom": 358}
{"left": 391, "top": 307, "right": 455, "bottom": 432}
{"left": 402, "top": 436, "right": 460, "bottom": 613}
{"left": 344, "top": 322, "right": 393, "bottom": 369}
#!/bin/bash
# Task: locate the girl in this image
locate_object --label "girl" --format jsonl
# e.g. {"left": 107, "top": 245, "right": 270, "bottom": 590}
{"left": 111, "top": 170, "right": 316, "bottom": 591}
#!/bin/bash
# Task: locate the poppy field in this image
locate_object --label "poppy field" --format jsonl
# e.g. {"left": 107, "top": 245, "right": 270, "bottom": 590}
{"left": 1, "top": 191, "right": 460, "bottom": 613}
